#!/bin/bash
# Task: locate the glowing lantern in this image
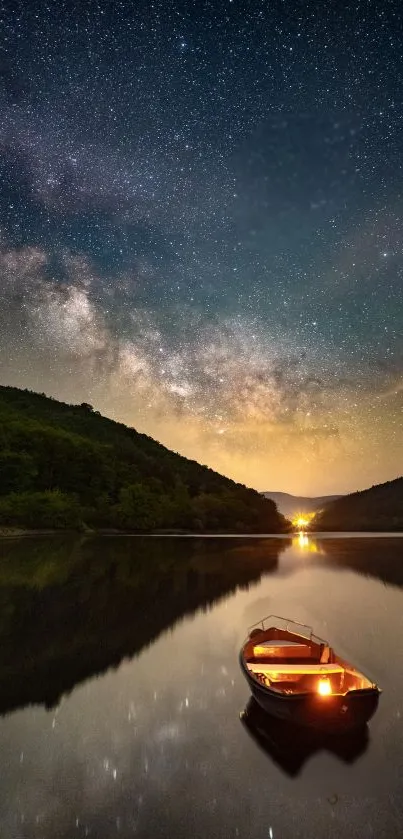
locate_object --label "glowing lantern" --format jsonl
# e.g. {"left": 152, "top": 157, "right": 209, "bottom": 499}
{"left": 318, "top": 677, "right": 332, "bottom": 696}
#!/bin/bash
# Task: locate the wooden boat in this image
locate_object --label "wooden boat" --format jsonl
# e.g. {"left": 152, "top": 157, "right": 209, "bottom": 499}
{"left": 239, "top": 615, "right": 380, "bottom": 731}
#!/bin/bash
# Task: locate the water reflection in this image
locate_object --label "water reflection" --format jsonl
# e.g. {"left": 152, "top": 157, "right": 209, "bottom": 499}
{"left": 0, "top": 534, "right": 403, "bottom": 836}
{"left": 286, "top": 533, "right": 403, "bottom": 589}
{"left": 240, "top": 698, "right": 369, "bottom": 777}
{"left": 293, "top": 532, "right": 323, "bottom": 553}
{"left": 0, "top": 533, "right": 402, "bottom": 717}
{"left": 318, "top": 537, "right": 403, "bottom": 589}
{"left": 0, "top": 535, "right": 285, "bottom": 715}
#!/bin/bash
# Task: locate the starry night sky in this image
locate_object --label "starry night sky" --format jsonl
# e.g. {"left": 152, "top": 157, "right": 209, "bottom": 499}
{"left": 0, "top": 0, "right": 402, "bottom": 495}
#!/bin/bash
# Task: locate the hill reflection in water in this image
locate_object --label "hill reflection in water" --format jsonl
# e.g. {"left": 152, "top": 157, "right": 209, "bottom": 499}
{"left": 0, "top": 535, "right": 284, "bottom": 716}
{"left": 295, "top": 533, "right": 403, "bottom": 590}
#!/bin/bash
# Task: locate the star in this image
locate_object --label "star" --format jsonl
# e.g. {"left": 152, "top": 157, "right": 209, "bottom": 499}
{"left": 0, "top": 0, "right": 401, "bottom": 495}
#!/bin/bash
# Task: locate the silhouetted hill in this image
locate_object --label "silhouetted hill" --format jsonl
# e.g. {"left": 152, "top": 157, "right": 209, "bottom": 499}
{"left": 0, "top": 386, "right": 287, "bottom": 533}
{"left": 263, "top": 491, "right": 342, "bottom": 518}
{"left": 314, "top": 478, "right": 403, "bottom": 531}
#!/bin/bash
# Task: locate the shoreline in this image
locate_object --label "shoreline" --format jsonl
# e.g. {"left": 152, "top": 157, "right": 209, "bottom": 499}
{"left": 1, "top": 527, "right": 403, "bottom": 540}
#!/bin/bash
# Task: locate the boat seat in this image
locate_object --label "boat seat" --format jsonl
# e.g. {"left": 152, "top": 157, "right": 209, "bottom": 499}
{"left": 247, "top": 662, "right": 344, "bottom": 676}
{"left": 253, "top": 643, "right": 318, "bottom": 661}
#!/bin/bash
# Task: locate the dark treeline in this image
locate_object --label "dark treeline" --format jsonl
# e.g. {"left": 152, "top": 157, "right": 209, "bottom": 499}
{"left": 314, "top": 477, "right": 403, "bottom": 532}
{"left": 0, "top": 386, "right": 288, "bottom": 533}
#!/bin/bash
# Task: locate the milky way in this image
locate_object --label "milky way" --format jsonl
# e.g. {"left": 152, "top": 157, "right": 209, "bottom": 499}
{"left": 0, "top": 0, "right": 402, "bottom": 493}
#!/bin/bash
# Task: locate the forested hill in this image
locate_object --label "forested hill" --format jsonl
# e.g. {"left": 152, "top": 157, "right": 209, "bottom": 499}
{"left": 314, "top": 477, "right": 403, "bottom": 531}
{"left": 0, "top": 386, "right": 287, "bottom": 533}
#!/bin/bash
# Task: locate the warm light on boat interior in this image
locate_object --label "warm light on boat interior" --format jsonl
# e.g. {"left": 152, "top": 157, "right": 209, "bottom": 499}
{"left": 318, "top": 678, "right": 332, "bottom": 696}
{"left": 246, "top": 647, "right": 375, "bottom": 694}
{"left": 242, "top": 617, "right": 380, "bottom": 729}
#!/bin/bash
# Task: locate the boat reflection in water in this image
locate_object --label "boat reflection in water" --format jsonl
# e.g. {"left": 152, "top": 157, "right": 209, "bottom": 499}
{"left": 240, "top": 698, "right": 369, "bottom": 778}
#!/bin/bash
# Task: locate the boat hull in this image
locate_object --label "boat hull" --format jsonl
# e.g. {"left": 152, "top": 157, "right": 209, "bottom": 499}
{"left": 240, "top": 654, "right": 380, "bottom": 732}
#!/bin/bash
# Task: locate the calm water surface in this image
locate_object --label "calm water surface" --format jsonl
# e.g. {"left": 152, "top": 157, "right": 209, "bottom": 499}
{"left": 0, "top": 533, "right": 403, "bottom": 838}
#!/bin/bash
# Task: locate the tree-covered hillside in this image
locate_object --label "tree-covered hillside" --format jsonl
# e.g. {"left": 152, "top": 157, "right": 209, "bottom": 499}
{"left": 0, "top": 386, "right": 287, "bottom": 533}
{"left": 314, "top": 477, "right": 403, "bottom": 531}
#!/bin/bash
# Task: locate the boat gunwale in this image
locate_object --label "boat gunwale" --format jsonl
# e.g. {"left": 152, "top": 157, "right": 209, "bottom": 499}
{"left": 240, "top": 618, "right": 381, "bottom": 698}
{"left": 239, "top": 650, "right": 381, "bottom": 699}
{"left": 245, "top": 614, "right": 328, "bottom": 647}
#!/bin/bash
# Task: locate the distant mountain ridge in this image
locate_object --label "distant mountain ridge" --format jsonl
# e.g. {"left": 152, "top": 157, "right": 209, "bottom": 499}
{"left": 314, "top": 477, "right": 403, "bottom": 531}
{"left": 263, "top": 491, "right": 343, "bottom": 518}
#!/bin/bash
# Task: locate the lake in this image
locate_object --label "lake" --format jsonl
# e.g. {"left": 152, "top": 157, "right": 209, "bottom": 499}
{"left": 0, "top": 533, "right": 403, "bottom": 838}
